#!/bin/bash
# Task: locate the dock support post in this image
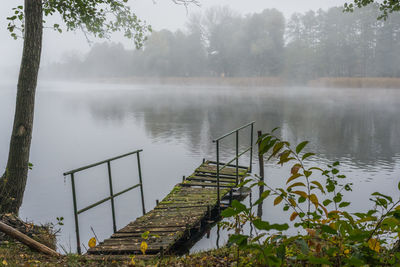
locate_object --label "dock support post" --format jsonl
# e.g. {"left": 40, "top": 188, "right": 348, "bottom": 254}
{"left": 137, "top": 152, "right": 146, "bottom": 216}
{"left": 236, "top": 131, "right": 239, "bottom": 185}
{"left": 160, "top": 246, "right": 164, "bottom": 259}
{"left": 107, "top": 161, "right": 117, "bottom": 233}
{"left": 70, "top": 173, "right": 81, "bottom": 255}
{"left": 216, "top": 140, "right": 220, "bottom": 214}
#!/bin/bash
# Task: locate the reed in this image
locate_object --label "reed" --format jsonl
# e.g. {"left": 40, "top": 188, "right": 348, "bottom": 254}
{"left": 309, "top": 77, "right": 400, "bottom": 88}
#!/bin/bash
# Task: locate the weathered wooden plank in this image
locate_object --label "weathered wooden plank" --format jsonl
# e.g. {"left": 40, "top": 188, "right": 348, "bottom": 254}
{"left": 111, "top": 232, "right": 174, "bottom": 238}
{"left": 156, "top": 202, "right": 215, "bottom": 208}
{"left": 88, "top": 246, "right": 163, "bottom": 254}
{"left": 154, "top": 205, "right": 210, "bottom": 210}
{"left": 196, "top": 163, "right": 247, "bottom": 176}
{"left": 206, "top": 160, "right": 249, "bottom": 170}
{"left": 99, "top": 237, "right": 176, "bottom": 246}
{"left": 194, "top": 172, "right": 241, "bottom": 180}
{"left": 116, "top": 227, "right": 186, "bottom": 233}
{"left": 186, "top": 176, "right": 237, "bottom": 183}
{"left": 130, "top": 220, "right": 198, "bottom": 228}
{"left": 180, "top": 182, "right": 235, "bottom": 188}
{"left": 118, "top": 225, "right": 187, "bottom": 233}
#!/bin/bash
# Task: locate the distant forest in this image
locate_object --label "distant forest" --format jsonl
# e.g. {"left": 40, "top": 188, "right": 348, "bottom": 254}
{"left": 46, "top": 5, "right": 400, "bottom": 82}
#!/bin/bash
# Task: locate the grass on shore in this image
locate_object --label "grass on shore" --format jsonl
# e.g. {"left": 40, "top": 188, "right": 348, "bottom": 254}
{"left": 0, "top": 241, "right": 252, "bottom": 267}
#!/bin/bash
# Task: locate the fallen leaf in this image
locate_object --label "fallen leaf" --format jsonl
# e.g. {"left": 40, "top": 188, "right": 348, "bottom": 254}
{"left": 140, "top": 241, "right": 148, "bottom": 255}
{"left": 88, "top": 237, "right": 96, "bottom": 248}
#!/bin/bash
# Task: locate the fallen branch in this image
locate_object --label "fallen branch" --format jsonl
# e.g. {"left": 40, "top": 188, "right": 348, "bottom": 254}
{"left": 0, "top": 221, "right": 60, "bottom": 257}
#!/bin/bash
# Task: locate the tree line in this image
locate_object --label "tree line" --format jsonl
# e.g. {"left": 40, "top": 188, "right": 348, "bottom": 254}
{"left": 47, "top": 5, "right": 400, "bottom": 82}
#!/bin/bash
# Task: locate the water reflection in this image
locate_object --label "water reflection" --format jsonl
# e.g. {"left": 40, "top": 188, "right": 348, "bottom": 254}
{"left": 82, "top": 86, "right": 400, "bottom": 171}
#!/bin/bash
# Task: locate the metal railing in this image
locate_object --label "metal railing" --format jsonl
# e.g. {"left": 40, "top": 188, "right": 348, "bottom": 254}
{"left": 63, "top": 149, "right": 146, "bottom": 254}
{"left": 212, "top": 121, "right": 255, "bottom": 212}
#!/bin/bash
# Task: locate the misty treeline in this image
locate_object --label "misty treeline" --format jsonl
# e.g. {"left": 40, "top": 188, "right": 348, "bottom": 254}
{"left": 47, "top": 5, "right": 400, "bottom": 82}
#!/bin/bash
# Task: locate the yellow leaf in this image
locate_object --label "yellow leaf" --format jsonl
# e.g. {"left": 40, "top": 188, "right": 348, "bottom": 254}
{"left": 306, "top": 228, "right": 316, "bottom": 237}
{"left": 287, "top": 182, "right": 306, "bottom": 190}
{"left": 320, "top": 204, "right": 329, "bottom": 217}
{"left": 141, "top": 231, "right": 150, "bottom": 240}
{"left": 88, "top": 237, "right": 96, "bottom": 248}
{"left": 344, "top": 249, "right": 350, "bottom": 255}
{"left": 368, "top": 239, "right": 380, "bottom": 253}
{"left": 292, "top": 191, "right": 308, "bottom": 198}
{"left": 291, "top": 164, "right": 301, "bottom": 175}
{"left": 309, "top": 194, "right": 319, "bottom": 209}
{"left": 288, "top": 198, "right": 297, "bottom": 207}
{"left": 2, "top": 260, "right": 8, "bottom": 266}
{"left": 140, "top": 241, "right": 148, "bottom": 255}
{"left": 286, "top": 173, "right": 302, "bottom": 184}
{"left": 329, "top": 222, "right": 337, "bottom": 230}
{"left": 290, "top": 212, "right": 298, "bottom": 221}
{"left": 274, "top": 195, "right": 283, "bottom": 206}
{"left": 311, "top": 181, "right": 325, "bottom": 193}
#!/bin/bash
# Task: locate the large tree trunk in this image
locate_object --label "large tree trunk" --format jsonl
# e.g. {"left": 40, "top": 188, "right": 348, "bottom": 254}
{"left": 0, "top": 0, "right": 43, "bottom": 214}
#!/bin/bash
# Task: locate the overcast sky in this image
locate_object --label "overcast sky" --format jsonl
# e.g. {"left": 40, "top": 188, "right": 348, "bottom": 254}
{"left": 0, "top": 0, "right": 347, "bottom": 75}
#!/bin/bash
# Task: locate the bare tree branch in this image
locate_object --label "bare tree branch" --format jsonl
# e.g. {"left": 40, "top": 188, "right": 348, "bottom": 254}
{"left": 171, "top": 0, "right": 200, "bottom": 6}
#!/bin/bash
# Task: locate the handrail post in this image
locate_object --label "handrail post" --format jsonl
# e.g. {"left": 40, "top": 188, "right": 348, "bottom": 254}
{"left": 70, "top": 173, "right": 81, "bottom": 255}
{"left": 257, "top": 130, "right": 265, "bottom": 218}
{"left": 236, "top": 130, "right": 239, "bottom": 185}
{"left": 107, "top": 161, "right": 117, "bottom": 233}
{"left": 249, "top": 122, "right": 254, "bottom": 173}
{"left": 137, "top": 152, "right": 146, "bottom": 216}
{"left": 216, "top": 140, "right": 220, "bottom": 214}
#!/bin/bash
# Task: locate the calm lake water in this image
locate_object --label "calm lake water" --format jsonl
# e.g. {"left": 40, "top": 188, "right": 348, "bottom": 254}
{"left": 1, "top": 81, "right": 400, "bottom": 253}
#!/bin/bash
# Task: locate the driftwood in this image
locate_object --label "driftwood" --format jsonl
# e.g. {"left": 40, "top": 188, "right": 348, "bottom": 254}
{"left": 0, "top": 220, "right": 60, "bottom": 257}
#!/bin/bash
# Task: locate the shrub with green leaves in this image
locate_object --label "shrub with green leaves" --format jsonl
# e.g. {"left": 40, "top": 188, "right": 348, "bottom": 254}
{"left": 221, "top": 128, "right": 400, "bottom": 266}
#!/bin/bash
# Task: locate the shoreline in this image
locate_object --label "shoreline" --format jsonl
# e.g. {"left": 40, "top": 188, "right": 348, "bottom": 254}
{"left": 37, "top": 76, "right": 400, "bottom": 89}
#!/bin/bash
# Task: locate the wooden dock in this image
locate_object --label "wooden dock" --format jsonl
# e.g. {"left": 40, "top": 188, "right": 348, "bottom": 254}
{"left": 86, "top": 160, "right": 249, "bottom": 258}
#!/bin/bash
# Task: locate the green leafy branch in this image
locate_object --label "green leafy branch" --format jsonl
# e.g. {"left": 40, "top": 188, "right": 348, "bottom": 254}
{"left": 220, "top": 128, "right": 400, "bottom": 266}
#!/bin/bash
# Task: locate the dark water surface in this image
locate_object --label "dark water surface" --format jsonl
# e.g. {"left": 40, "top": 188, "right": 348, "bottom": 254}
{"left": 1, "top": 81, "right": 399, "bottom": 252}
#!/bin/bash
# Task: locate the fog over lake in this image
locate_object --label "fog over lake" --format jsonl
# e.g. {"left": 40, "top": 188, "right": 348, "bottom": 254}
{"left": 1, "top": 81, "right": 399, "bottom": 252}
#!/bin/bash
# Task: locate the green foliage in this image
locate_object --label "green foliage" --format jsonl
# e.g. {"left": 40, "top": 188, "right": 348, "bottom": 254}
{"left": 56, "top": 216, "right": 64, "bottom": 226}
{"left": 345, "top": 0, "right": 400, "bottom": 20}
{"left": 7, "top": 0, "right": 151, "bottom": 48}
{"left": 220, "top": 128, "right": 400, "bottom": 266}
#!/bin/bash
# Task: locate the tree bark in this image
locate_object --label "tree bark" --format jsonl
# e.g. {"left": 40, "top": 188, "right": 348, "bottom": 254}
{"left": 0, "top": 0, "right": 43, "bottom": 214}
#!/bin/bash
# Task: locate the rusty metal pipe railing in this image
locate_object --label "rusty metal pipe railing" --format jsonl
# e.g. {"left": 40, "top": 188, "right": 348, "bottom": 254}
{"left": 63, "top": 149, "right": 145, "bottom": 254}
{"left": 212, "top": 122, "right": 255, "bottom": 213}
